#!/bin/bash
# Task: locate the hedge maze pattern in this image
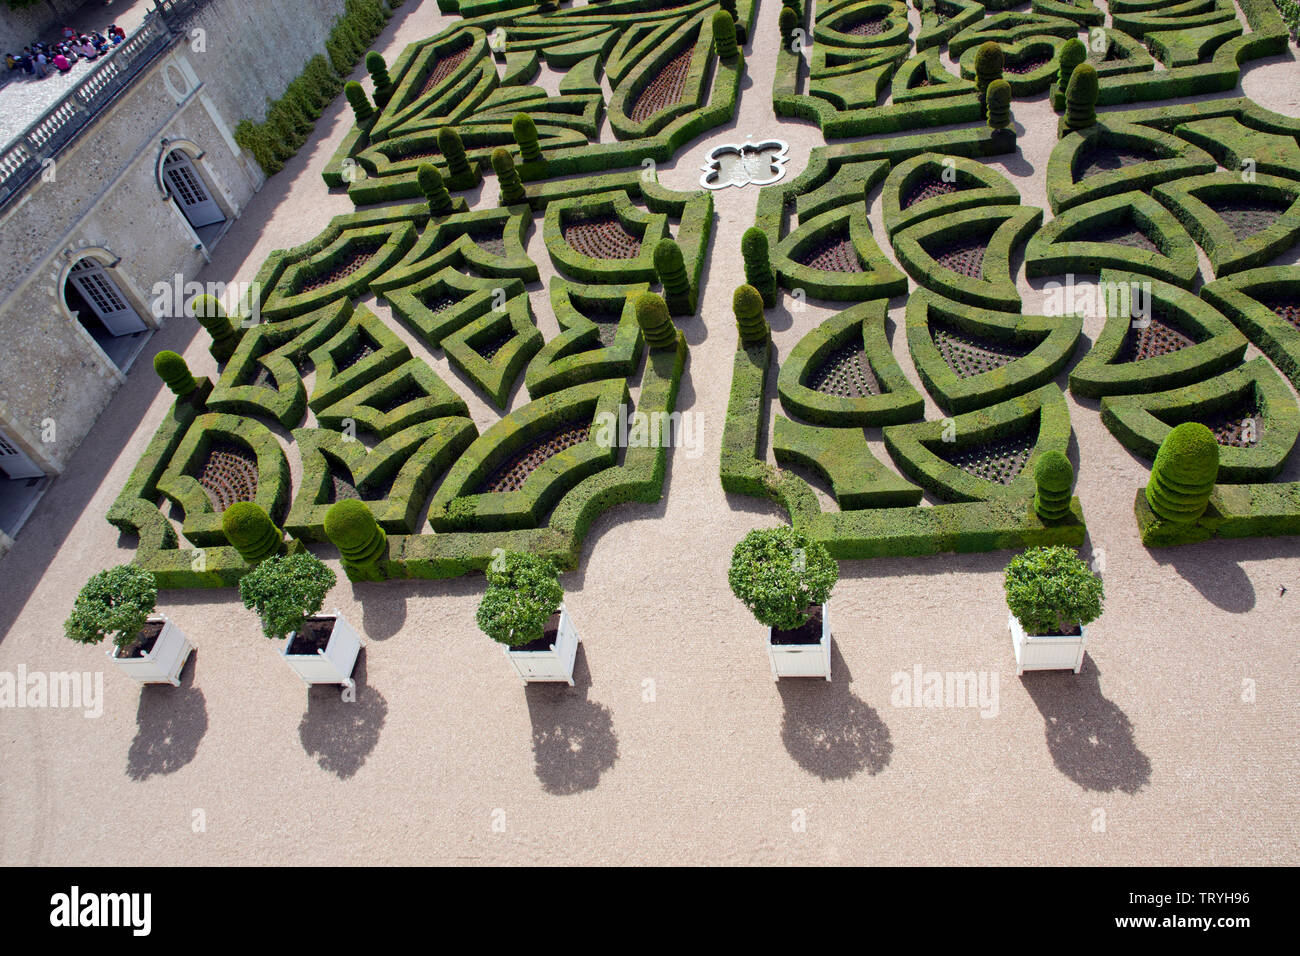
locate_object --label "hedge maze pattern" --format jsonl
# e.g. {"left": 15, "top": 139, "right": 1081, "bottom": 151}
{"left": 109, "top": 0, "right": 744, "bottom": 588}
{"left": 723, "top": 2, "right": 1300, "bottom": 559}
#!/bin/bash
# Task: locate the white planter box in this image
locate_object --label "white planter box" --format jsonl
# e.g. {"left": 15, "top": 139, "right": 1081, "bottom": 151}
{"left": 504, "top": 604, "right": 580, "bottom": 685}
{"left": 768, "top": 602, "right": 832, "bottom": 681}
{"left": 109, "top": 615, "right": 193, "bottom": 686}
{"left": 1009, "top": 612, "right": 1087, "bottom": 675}
{"left": 282, "top": 610, "right": 363, "bottom": 691}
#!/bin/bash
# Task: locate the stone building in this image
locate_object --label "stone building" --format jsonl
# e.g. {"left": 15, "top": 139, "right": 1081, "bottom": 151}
{"left": 0, "top": 0, "right": 349, "bottom": 555}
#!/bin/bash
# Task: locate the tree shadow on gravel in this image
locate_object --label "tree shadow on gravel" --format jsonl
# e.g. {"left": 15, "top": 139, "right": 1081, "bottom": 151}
{"left": 126, "top": 650, "right": 207, "bottom": 781}
{"left": 777, "top": 644, "right": 893, "bottom": 781}
{"left": 298, "top": 650, "right": 387, "bottom": 780}
{"left": 525, "top": 650, "right": 618, "bottom": 795}
{"left": 1022, "top": 657, "right": 1152, "bottom": 795}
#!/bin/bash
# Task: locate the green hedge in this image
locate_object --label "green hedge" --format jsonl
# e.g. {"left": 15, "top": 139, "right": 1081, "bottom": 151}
{"left": 1202, "top": 266, "right": 1300, "bottom": 390}
{"left": 525, "top": 279, "right": 649, "bottom": 399}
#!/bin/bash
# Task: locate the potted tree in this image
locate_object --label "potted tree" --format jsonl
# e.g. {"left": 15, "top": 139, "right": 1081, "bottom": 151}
{"left": 477, "top": 551, "right": 580, "bottom": 685}
{"left": 729, "top": 527, "right": 839, "bottom": 680}
{"left": 1004, "top": 546, "right": 1104, "bottom": 675}
{"left": 65, "top": 565, "right": 193, "bottom": 686}
{"left": 238, "top": 552, "right": 362, "bottom": 691}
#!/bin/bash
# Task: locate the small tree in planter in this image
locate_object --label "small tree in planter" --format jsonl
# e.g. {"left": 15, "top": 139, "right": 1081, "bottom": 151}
{"left": 1004, "top": 546, "right": 1104, "bottom": 675}
{"left": 729, "top": 527, "right": 839, "bottom": 680}
{"left": 65, "top": 565, "right": 193, "bottom": 685}
{"left": 477, "top": 551, "right": 579, "bottom": 684}
{"left": 239, "top": 553, "right": 362, "bottom": 689}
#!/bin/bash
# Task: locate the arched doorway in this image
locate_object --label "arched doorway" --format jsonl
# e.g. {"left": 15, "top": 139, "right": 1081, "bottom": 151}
{"left": 162, "top": 148, "right": 229, "bottom": 247}
{"left": 63, "top": 256, "right": 150, "bottom": 373}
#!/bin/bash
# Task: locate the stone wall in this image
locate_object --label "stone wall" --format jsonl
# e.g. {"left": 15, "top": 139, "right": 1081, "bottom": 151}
{"left": 0, "top": 0, "right": 349, "bottom": 485}
{"left": 0, "top": 0, "right": 86, "bottom": 54}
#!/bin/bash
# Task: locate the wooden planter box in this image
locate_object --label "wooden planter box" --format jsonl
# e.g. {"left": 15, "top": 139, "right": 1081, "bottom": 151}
{"left": 768, "top": 602, "right": 832, "bottom": 681}
{"left": 282, "top": 611, "right": 363, "bottom": 691}
{"left": 504, "top": 604, "right": 580, "bottom": 685}
{"left": 109, "top": 615, "right": 193, "bottom": 686}
{"left": 1009, "top": 612, "right": 1087, "bottom": 675}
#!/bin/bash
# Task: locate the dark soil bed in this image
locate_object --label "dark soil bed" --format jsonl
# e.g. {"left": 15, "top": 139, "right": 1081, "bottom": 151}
{"left": 116, "top": 620, "right": 163, "bottom": 660}
{"left": 903, "top": 177, "right": 961, "bottom": 209}
{"left": 297, "top": 242, "right": 381, "bottom": 294}
{"left": 1076, "top": 147, "right": 1155, "bottom": 181}
{"left": 1208, "top": 197, "right": 1292, "bottom": 241}
{"left": 931, "top": 235, "right": 988, "bottom": 279}
{"left": 771, "top": 604, "right": 824, "bottom": 645}
{"left": 196, "top": 441, "right": 258, "bottom": 512}
{"left": 843, "top": 17, "right": 886, "bottom": 36}
{"left": 563, "top": 215, "right": 642, "bottom": 260}
{"left": 1004, "top": 55, "right": 1051, "bottom": 75}
{"left": 420, "top": 45, "right": 472, "bottom": 95}
{"left": 797, "top": 232, "right": 862, "bottom": 272}
{"left": 1265, "top": 298, "right": 1300, "bottom": 331}
{"left": 479, "top": 421, "right": 592, "bottom": 494}
{"left": 1118, "top": 313, "right": 1197, "bottom": 362}
{"left": 932, "top": 320, "right": 1034, "bottom": 378}
{"left": 938, "top": 432, "right": 1034, "bottom": 484}
{"left": 287, "top": 616, "right": 336, "bottom": 656}
{"left": 809, "top": 342, "right": 881, "bottom": 396}
{"left": 630, "top": 46, "right": 694, "bottom": 123}
{"left": 1085, "top": 221, "right": 1161, "bottom": 253}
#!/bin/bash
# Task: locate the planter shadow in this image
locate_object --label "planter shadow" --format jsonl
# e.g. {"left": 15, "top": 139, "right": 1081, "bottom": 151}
{"left": 525, "top": 649, "right": 618, "bottom": 795}
{"left": 126, "top": 649, "right": 207, "bottom": 781}
{"left": 776, "top": 644, "right": 893, "bottom": 781}
{"left": 1022, "top": 657, "right": 1151, "bottom": 794}
{"left": 298, "top": 649, "right": 387, "bottom": 780}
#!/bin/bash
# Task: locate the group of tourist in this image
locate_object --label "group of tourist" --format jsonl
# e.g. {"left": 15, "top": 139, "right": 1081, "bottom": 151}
{"left": 4, "top": 24, "right": 128, "bottom": 81}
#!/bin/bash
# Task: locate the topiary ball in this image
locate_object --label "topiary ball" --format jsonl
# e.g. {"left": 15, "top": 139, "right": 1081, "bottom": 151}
{"left": 153, "top": 350, "right": 197, "bottom": 397}
{"left": 324, "top": 499, "right": 386, "bottom": 566}
{"left": 1145, "top": 422, "right": 1219, "bottom": 523}
{"left": 1033, "top": 449, "right": 1074, "bottom": 522}
{"left": 222, "top": 502, "right": 283, "bottom": 564}
{"left": 633, "top": 291, "right": 678, "bottom": 350}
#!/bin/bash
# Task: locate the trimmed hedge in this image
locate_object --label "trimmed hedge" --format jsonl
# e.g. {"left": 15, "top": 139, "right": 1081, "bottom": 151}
{"left": 1152, "top": 172, "right": 1300, "bottom": 276}
{"left": 525, "top": 278, "right": 649, "bottom": 399}
{"left": 1202, "top": 266, "right": 1300, "bottom": 390}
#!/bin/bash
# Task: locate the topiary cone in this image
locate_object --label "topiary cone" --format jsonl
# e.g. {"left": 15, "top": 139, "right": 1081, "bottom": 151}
{"left": 188, "top": 294, "right": 238, "bottom": 365}
{"left": 438, "top": 127, "right": 473, "bottom": 182}
{"left": 1056, "top": 37, "right": 1086, "bottom": 97}
{"left": 986, "top": 79, "right": 1012, "bottom": 131}
{"left": 733, "top": 284, "right": 769, "bottom": 346}
{"left": 654, "top": 238, "right": 693, "bottom": 315}
{"left": 633, "top": 291, "right": 678, "bottom": 350}
{"left": 974, "top": 42, "right": 1004, "bottom": 111}
{"left": 512, "top": 113, "right": 542, "bottom": 164}
{"left": 365, "top": 51, "right": 393, "bottom": 107}
{"left": 779, "top": 6, "right": 799, "bottom": 45}
{"left": 492, "top": 147, "right": 526, "bottom": 205}
{"left": 154, "top": 350, "right": 197, "bottom": 397}
{"left": 344, "top": 81, "right": 373, "bottom": 125}
{"left": 324, "top": 499, "right": 387, "bottom": 580}
{"left": 222, "top": 502, "right": 283, "bottom": 564}
{"left": 417, "top": 162, "right": 452, "bottom": 215}
{"left": 1145, "top": 422, "right": 1219, "bottom": 522}
{"left": 1033, "top": 450, "right": 1074, "bottom": 522}
{"left": 713, "top": 11, "right": 739, "bottom": 62}
{"left": 741, "top": 227, "right": 778, "bottom": 307}
{"left": 1064, "top": 62, "right": 1099, "bottom": 135}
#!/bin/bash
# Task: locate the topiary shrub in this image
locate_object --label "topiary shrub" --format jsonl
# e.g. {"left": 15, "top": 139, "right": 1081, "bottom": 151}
{"left": 512, "top": 113, "right": 542, "bottom": 164}
{"left": 365, "top": 51, "right": 393, "bottom": 107}
{"left": 713, "top": 10, "right": 739, "bottom": 62}
{"left": 344, "top": 81, "right": 373, "bottom": 125}
{"left": 324, "top": 499, "right": 387, "bottom": 580}
{"left": 1063, "top": 62, "right": 1098, "bottom": 135}
{"left": 154, "top": 350, "right": 197, "bottom": 397}
{"left": 633, "top": 291, "right": 678, "bottom": 350}
{"left": 476, "top": 551, "right": 564, "bottom": 647}
{"left": 742, "top": 227, "right": 778, "bottom": 307}
{"left": 238, "top": 552, "right": 337, "bottom": 641}
{"left": 492, "top": 147, "right": 526, "bottom": 205}
{"left": 1145, "top": 422, "right": 1219, "bottom": 523}
{"left": 779, "top": 5, "right": 799, "bottom": 45}
{"left": 438, "top": 126, "right": 472, "bottom": 182}
{"left": 188, "top": 294, "right": 239, "bottom": 365}
{"left": 975, "top": 42, "right": 1004, "bottom": 111}
{"left": 986, "top": 79, "right": 1012, "bottom": 131}
{"left": 1056, "top": 37, "right": 1086, "bottom": 97}
{"left": 64, "top": 565, "right": 158, "bottom": 650}
{"left": 728, "top": 526, "right": 839, "bottom": 631}
{"left": 654, "top": 238, "right": 693, "bottom": 315}
{"left": 1004, "top": 546, "right": 1103, "bottom": 636}
{"left": 222, "top": 501, "right": 284, "bottom": 565}
{"left": 1033, "top": 449, "right": 1074, "bottom": 522}
{"left": 417, "top": 162, "right": 452, "bottom": 214}
{"left": 733, "top": 283, "right": 769, "bottom": 346}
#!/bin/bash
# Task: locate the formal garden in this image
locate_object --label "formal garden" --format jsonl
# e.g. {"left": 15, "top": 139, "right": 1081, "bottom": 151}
{"left": 71, "top": 0, "right": 1300, "bottom": 689}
